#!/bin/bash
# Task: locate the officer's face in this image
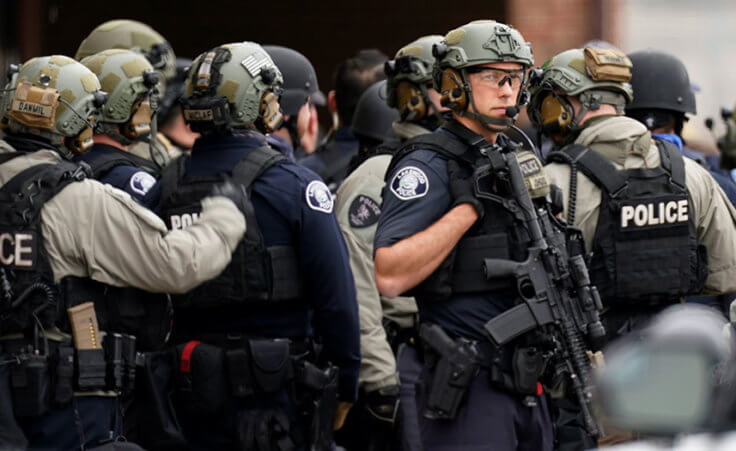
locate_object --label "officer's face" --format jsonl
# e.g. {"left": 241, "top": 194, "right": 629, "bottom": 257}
{"left": 466, "top": 62, "right": 523, "bottom": 120}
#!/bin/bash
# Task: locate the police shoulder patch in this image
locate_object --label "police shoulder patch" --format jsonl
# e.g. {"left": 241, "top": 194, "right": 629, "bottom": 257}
{"left": 348, "top": 195, "right": 381, "bottom": 228}
{"left": 305, "top": 180, "right": 334, "bottom": 213}
{"left": 129, "top": 171, "right": 156, "bottom": 196}
{"left": 390, "top": 166, "right": 429, "bottom": 201}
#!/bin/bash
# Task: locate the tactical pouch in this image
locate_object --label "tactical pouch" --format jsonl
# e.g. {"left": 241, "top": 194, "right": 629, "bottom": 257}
{"left": 10, "top": 354, "right": 50, "bottom": 417}
{"left": 53, "top": 345, "right": 74, "bottom": 406}
{"left": 121, "top": 335, "right": 137, "bottom": 393}
{"left": 583, "top": 47, "right": 632, "bottom": 82}
{"left": 249, "top": 339, "right": 292, "bottom": 393}
{"left": 76, "top": 348, "right": 106, "bottom": 390}
{"left": 104, "top": 333, "right": 124, "bottom": 392}
{"left": 174, "top": 342, "right": 228, "bottom": 417}
{"left": 136, "top": 350, "right": 186, "bottom": 448}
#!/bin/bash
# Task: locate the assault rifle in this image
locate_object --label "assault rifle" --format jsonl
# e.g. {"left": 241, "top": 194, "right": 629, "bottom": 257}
{"left": 477, "top": 140, "right": 606, "bottom": 439}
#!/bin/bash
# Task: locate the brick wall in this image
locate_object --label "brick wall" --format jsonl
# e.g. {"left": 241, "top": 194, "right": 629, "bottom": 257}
{"left": 508, "top": 0, "right": 621, "bottom": 65}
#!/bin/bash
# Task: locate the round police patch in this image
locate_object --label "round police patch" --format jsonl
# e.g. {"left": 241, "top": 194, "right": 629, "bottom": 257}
{"left": 129, "top": 171, "right": 156, "bottom": 196}
{"left": 390, "top": 166, "right": 428, "bottom": 201}
{"left": 348, "top": 195, "right": 381, "bottom": 228}
{"left": 305, "top": 180, "right": 334, "bottom": 213}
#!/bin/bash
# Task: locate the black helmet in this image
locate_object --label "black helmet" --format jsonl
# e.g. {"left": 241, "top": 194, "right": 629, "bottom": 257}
{"left": 263, "top": 45, "right": 325, "bottom": 116}
{"left": 351, "top": 80, "right": 399, "bottom": 143}
{"left": 627, "top": 50, "right": 696, "bottom": 115}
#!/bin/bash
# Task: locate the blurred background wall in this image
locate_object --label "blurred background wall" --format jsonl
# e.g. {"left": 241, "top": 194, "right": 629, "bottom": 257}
{"left": 0, "top": 0, "right": 731, "bottom": 136}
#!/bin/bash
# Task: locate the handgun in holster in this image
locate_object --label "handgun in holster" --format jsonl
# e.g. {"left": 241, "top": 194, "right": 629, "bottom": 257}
{"left": 298, "top": 360, "right": 338, "bottom": 451}
{"left": 419, "top": 323, "right": 480, "bottom": 420}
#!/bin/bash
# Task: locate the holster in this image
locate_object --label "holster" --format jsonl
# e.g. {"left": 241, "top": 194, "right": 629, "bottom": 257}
{"left": 488, "top": 346, "right": 546, "bottom": 396}
{"left": 173, "top": 341, "right": 228, "bottom": 417}
{"left": 297, "top": 361, "right": 338, "bottom": 451}
{"left": 420, "top": 328, "right": 480, "bottom": 420}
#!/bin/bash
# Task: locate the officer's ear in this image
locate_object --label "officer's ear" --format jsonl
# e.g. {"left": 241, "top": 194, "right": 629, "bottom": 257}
{"left": 327, "top": 90, "right": 338, "bottom": 115}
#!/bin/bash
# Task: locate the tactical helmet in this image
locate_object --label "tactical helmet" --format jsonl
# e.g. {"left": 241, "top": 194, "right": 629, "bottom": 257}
{"left": 431, "top": 20, "right": 533, "bottom": 131}
{"left": 263, "top": 45, "right": 325, "bottom": 116}
{"left": 384, "top": 35, "right": 443, "bottom": 122}
{"left": 351, "top": 80, "right": 399, "bottom": 143}
{"left": 75, "top": 20, "right": 176, "bottom": 82}
{"left": 81, "top": 49, "right": 159, "bottom": 144}
{"left": 4, "top": 55, "right": 107, "bottom": 155}
{"left": 181, "top": 42, "right": 284, "bottom": 134}
{"left": 528, "top": 47, "right": 633, "bottom": 136}
{"left": 627, "top": 50, "right": 696, "bottom": 115}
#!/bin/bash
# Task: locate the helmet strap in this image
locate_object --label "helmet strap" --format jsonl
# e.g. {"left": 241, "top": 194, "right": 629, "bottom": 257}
{"left": 457, "top": 68, "right": 520, "bottom": 133}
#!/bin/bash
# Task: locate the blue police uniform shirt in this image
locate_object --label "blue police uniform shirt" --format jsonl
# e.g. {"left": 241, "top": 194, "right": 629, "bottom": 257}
{"left": 148, "top": 131, "right": 361, "bottom": 401}
{"left": 74, "top": 143, "right": 157, "bottom": 207}
{"left": 374, "top": 127, "right": 513, "bottom": 341}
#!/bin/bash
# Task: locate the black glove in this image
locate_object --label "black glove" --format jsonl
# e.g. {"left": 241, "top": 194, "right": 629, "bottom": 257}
{"left": 364, "top": 384, "right": 400, "bottom": 424}
{"left": 447, "top": 159, "right": 484, "bottom": 219}
{"left": 210, "top": 179, "right": 249, "bottom": 211}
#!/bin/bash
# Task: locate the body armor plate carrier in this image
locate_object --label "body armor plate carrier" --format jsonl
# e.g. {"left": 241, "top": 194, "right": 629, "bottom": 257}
{"left": 80, "top": 145, "right": 159, "bottom": 179}
{"left": 384, "top": 122, "right": 532, "bottom": 302}
{"left": 157, "top": 146, "right": 303, "bottom": 309}
{"left": 546, "top": 139, "right": 707, "bottom": 306}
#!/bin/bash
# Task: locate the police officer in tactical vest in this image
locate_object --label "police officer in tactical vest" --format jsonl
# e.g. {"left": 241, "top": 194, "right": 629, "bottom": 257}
{"left": 150, "top": 42, "right": 360, "bottom": 450}
{"left": 77, "top": 50, "right": 161, "bottom": 205}
{"left": 626, "top": 49, "right": 736, "bottom": 206}
{"left": 530, "top": 47, "right": 736, "bottom": 340}
{"left": 373, "top": 21, "right": 553, "bottom": 450}
{"left": 76, "top": 19, "right": 183, "bottom": 166}
{"left": 0, "top": 55, "right": 246, "bottom": 450}
{"left": 334, "top": 35, "right": 444, "bottom": 451}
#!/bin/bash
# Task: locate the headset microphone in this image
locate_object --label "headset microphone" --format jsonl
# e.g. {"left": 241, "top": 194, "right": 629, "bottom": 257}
{"left": 505, "top": 106, "right": 520, "bottom": 117}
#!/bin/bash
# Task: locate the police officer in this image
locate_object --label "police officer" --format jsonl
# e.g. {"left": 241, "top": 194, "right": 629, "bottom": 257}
{"left": 77, "top": 50, "right": 160, "bottom": 205}
{"left": 333, "top": 80, "right": 399, "bottom": 451}
{"left": 300, "top": 49, "right": 387, "bottom": 190}
{"left": 150, "top": 42, "right": 360, "bottom": 450}
{"left": 529, "top": 47, "right": 736, "bottom": 339}
{"left": 264, "top": 45, "right": 324, "bottom": 161}
{"left": 626, "top": 49, "right": 736, "bottom": 206}
{"left": 0, "top": 55, "right": 246, "bottom": 450}
{"left": 75, "top": 19, "right": 183, "bottom": 166}
{"left": 335, "top": 35, "right": 444, "bottom": 451}
{"left": 374, "top": 21, "right": 553, "bottom": 450}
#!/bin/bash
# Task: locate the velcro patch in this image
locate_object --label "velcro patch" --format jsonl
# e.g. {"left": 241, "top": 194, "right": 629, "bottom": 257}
{"left": 241, "top": 51, "right": 269, "bottom": 77}
{"left": 183, "top": 108, "right": 214, "bottom": 121}
{"left": 390, "top": 166, "right": 428, "bottom": 200}
{"left": 348, "top": 195, "right": 381, "bottom": 228}
{"left": 306, "top": 180, "right": 334, "bottom": 213}
{"left": 129, "top": 171, "right": 156, "bottom": 196}
{"left": 618, "top": 196, "right": 689, "bottom": 231}
{"left": 0, "top": 229, "right": 38, "bottom": 270}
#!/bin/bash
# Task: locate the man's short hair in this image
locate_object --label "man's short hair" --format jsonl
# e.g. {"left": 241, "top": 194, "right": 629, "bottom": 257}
{"left": 333, "top": 49, "right": 388, "bottom": 126}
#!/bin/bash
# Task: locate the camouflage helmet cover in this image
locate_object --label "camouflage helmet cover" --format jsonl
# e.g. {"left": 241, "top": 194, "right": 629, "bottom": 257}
{"left": 75, "top": 19, "right": 176, "bottom": 81}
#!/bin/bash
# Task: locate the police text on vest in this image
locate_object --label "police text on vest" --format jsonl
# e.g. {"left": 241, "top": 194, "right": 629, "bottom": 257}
{"left": 620, "top": 200, "right": 688, "bottom": 228}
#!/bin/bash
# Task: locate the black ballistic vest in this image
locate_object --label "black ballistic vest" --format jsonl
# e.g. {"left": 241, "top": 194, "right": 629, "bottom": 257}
{"left": 81, "top": 145, "right": 160, "bottom": 179}
{"left": 0, "top": 152, "right": 169, "bottom": 348}
{"left": 546, "top": 140, "right": 707, "bottom": 306}
{"left": 157, "top": 146, "right": 303, "bottom": 309}
{"left": 385, "top": 124, "right": 532, "bottom": 302}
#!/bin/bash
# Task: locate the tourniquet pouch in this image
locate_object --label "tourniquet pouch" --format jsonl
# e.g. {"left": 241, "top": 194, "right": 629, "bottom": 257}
{"left": 133, "top": 350, "right": 185, "bottom": 448}
{"left": 174, "top": 342, "right": 228, "bottom": 418}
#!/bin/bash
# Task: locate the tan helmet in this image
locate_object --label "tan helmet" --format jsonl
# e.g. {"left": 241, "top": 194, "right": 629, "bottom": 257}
{"left": 384, "top": 35, "right": 443, "bottom": 122}
{"left": 432, "top": 20, "right": 534, "bottom": 131}
{"left": 82, "top": 49, "right": 160, "bottom": 144}
{"left": 75, "top": 19, "right": 176, "bottom": 82}
{"left": 181, "top": 42, "right": 284, "bottom": 134}
{"left": 4, "top": 55, "right": 107, "bottom": 156}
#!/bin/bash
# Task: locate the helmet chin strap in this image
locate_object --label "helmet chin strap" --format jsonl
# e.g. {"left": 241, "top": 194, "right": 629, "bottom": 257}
{"left": 456, "top": 68, "right": 518, "bottom": 133}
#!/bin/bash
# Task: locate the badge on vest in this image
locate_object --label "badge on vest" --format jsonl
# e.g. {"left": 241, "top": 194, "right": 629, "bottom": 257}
{"left": 306, "top": 180, "right": 334, "bottom": 213}
{"left": 390, "top": 166, "right": 428, "bottom": 201}
{"left": 129, "top": 171, "right": 156, "bottom": 196}
{"left": 619, "top": 197, "right": 689, "bottom": 231}
{"left": 0, "top": 229, "right": 38, "bottom": 270}
{"left": 348, "top": 195, "right": 381, "bottom": 228}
